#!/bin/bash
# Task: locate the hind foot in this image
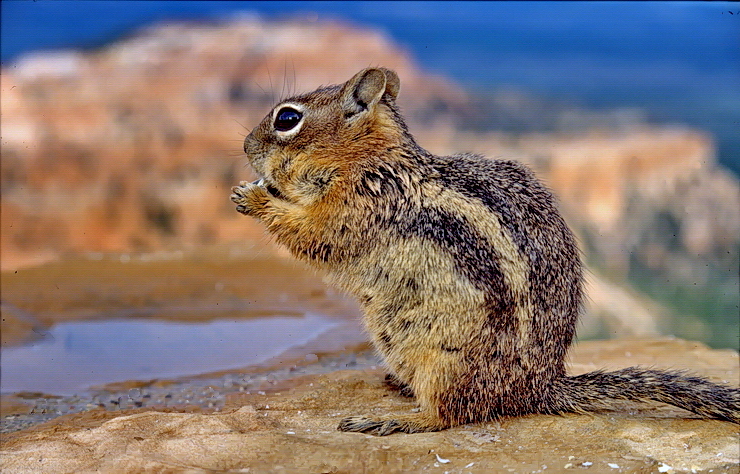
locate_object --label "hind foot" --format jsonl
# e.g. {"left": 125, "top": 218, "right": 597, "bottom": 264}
{"left": 338, "top": 412, "right": 448, "bottom": 436}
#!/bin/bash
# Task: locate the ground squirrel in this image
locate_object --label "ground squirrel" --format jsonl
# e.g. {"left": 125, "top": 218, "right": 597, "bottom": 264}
{"left": 231, "top": 67, "right": 739, "bottom": 435}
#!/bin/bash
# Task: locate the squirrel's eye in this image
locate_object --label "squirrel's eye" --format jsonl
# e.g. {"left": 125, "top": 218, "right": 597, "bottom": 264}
{"left": 274, "top": 107, "right": 303, "bottom": 132}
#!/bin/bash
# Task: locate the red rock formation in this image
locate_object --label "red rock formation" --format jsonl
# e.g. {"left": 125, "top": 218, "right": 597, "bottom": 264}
{"left": 1, "top": 19, "right": 471, "bottom": 270}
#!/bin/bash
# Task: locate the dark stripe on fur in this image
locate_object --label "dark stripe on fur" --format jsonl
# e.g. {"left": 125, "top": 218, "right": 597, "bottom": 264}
{"left": 434, "top": 155, "right": 582, "bottom": 352}
{"left": 399, "top": 206, "right": 517, "bottom": 333}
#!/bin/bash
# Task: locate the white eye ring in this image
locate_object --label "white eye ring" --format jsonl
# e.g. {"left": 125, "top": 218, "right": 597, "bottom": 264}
{"left": 272, "top": 102, "right": 305, "bottom": 138}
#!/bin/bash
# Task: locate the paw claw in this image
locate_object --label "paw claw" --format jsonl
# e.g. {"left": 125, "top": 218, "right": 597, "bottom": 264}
{"left": 230, "top": 192, "right": 247, "bottom": 205}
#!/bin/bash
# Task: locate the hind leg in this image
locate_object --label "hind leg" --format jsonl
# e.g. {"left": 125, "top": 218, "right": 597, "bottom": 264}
{"left": 339, "top": 376, "right": 449, "bottom": 435}
{"left": 339, "top": 381, "right": 450, "bottom": 435}
{"left": 339, "top": 349, "right": 459, "bottom": 435}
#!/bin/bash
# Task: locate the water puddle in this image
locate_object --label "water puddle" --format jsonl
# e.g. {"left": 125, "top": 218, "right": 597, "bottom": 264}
{"left": 1, "top": 313, "right": 347, "bottom": 395}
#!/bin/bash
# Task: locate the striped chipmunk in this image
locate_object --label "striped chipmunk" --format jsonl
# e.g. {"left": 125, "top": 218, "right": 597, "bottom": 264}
{"left": 231, "top": 67, "right": 739, "bottom": 435}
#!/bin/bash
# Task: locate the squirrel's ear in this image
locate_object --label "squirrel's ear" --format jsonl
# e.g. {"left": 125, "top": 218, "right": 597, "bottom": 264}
{"left": 380, "top": 68, "right": 400, "bottom": 101}
{"left": 342, "top": 67, "right": 399, "bottom": 115}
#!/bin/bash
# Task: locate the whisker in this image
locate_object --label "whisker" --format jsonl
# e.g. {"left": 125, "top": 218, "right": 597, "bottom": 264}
{"left": 233, "top": 118, "right": 250, "bottom": 131}
{"left": 281, "top": 57, "right": 288, "bottom": 101}
{"left": 266, "top": 65, "right": 274, "bottom": 100}
{"left": 253, "top": 80, "right": 267, "bottom": 96}
{"left": 292, "top": 58, "right": 297, "bottom": 97}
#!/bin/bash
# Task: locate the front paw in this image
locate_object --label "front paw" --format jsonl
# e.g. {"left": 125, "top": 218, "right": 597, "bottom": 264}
{"left": 230, "top": 181, "right": 269, "bottom": 216}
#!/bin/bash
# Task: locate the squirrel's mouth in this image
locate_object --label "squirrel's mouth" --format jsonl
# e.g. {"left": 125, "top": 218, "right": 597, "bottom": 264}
{"left": 253, "top": 177, "right": 286, "bottom": 201}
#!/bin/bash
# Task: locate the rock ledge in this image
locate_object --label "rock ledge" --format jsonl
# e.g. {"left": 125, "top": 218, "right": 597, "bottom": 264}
{"left": 1, "top": 337, "right": 738, "bottom": 473}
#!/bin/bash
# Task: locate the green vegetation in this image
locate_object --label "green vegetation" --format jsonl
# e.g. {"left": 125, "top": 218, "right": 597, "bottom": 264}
{"left": 627, "top": 264, "right": 739, "bottom": 351}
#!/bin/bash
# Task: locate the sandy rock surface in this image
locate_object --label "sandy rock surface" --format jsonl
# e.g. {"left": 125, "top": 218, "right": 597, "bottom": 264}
{"left": 1, "top": 338, "right": 738, "bottom": 474}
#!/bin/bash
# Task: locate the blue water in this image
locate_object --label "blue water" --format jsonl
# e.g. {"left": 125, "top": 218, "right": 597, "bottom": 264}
{"left": 2, "top": 1, "right": 739, "bottom": 175}
{"left": 1, "top": 314, "right": 339, "bottom": 395}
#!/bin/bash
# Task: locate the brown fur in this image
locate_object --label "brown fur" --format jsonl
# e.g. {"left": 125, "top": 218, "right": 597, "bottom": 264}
{"left": 231, "top": 67, "right": 740, "bottom": 435}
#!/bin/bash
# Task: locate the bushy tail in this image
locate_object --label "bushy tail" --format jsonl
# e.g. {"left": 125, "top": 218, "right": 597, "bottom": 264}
{"left": 549, "top": 367, "right": 740, "bottom": 423}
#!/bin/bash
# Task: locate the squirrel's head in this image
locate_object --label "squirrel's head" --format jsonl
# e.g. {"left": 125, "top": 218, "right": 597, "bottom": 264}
{"left": 243, "top": 67, "right": 404, "bottom": 203}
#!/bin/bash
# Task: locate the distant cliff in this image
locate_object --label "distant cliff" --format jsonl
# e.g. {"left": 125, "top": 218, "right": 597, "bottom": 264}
{"left": 1, "top": 18, "right": 469, "bottom": 267}
{"left": 2, "top": 18, "right": 737, "bottom": 346}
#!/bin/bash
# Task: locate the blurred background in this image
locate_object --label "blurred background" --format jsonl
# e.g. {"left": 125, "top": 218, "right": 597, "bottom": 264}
{"left": 1, "top": 1, "right": 738, "bottom": 394}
